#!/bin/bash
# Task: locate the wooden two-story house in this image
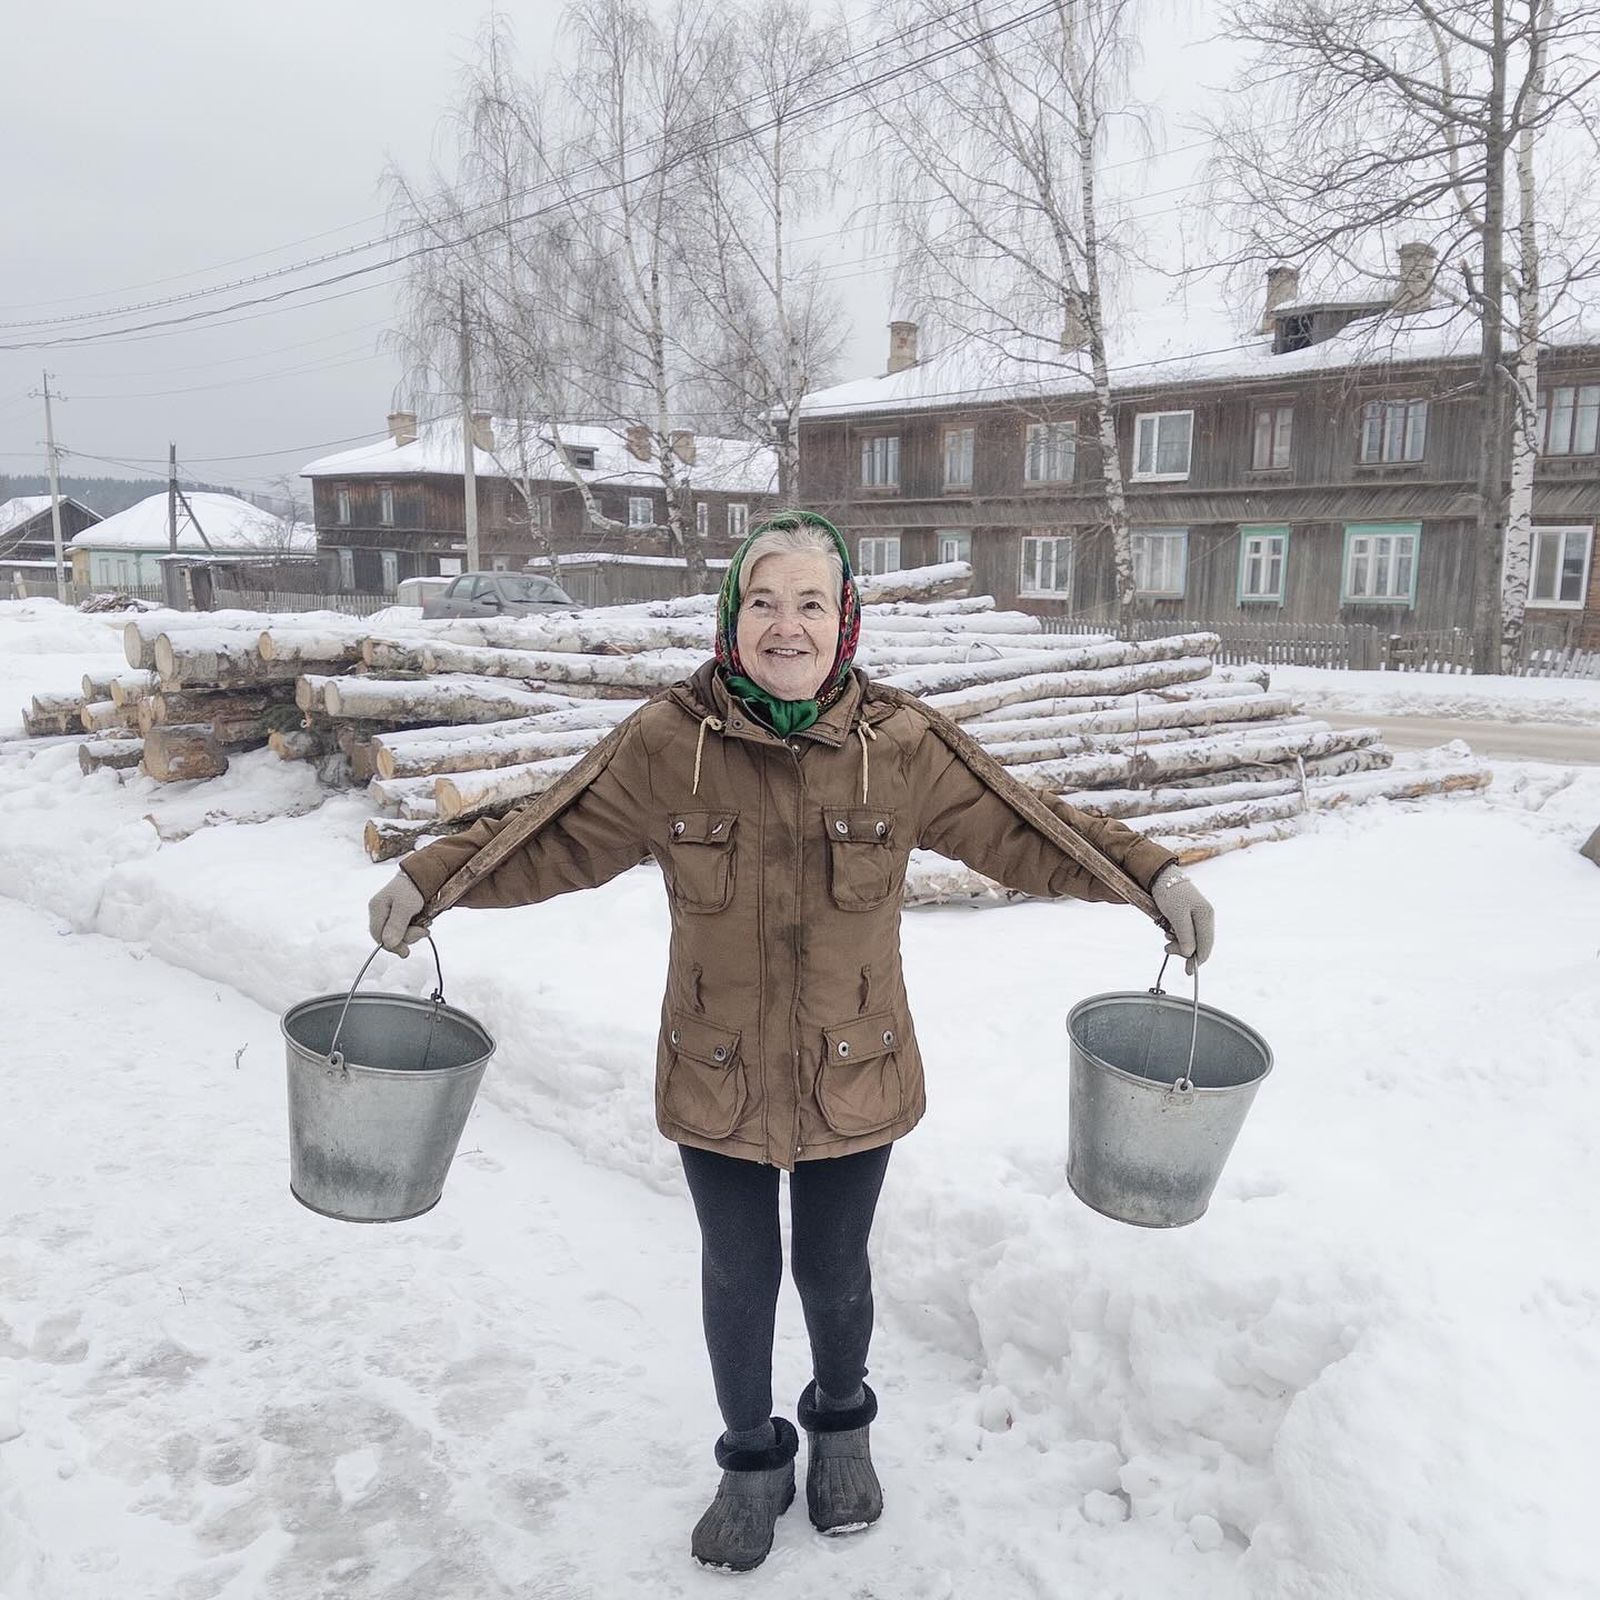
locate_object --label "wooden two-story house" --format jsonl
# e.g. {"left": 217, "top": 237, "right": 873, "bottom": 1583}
{"left": 300, "top": 414, "right": 778, "bottom": 595}
{"left": 795, "top": 280, "right": 1600, "bottom": 651}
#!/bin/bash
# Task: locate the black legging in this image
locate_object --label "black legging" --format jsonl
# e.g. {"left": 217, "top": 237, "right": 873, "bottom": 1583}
{"left": 679, "top": 1143, "right": 893, "bottom": 1435}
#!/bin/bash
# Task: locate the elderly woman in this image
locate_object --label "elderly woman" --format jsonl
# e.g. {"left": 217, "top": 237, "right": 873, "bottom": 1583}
{"left": 367, "top": 512, "right": 1214, "bottom": 1572}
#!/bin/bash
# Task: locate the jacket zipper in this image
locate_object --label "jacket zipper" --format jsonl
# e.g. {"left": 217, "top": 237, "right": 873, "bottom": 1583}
{"left": 789, "top": 738, "right": 805, "bottom": 1163}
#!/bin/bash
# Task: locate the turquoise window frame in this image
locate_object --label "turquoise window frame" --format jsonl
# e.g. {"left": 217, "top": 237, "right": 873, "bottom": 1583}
{"left": 1237, "top": 524, "right": 1290, "bottom": 605}
{"left": 1341, "top": 521, "right": 1421, "bottom": 607}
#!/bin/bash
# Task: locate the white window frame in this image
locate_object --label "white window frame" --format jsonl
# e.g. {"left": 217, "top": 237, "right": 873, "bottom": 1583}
{"left": 490, "top": 556, "right": 511, "bottom": 573}
{"left": 437, "top": 556, "right": 463, "bottom": 577}
{"left": 695, "top": 501, "right": 709, "bottom": 538}
{"left": 379, "top": 485, "right": 395, "bottom": 526}
{"left": 943, "top": 427, "right": 975, "bottom": 490}
{"left": 1132, "top": 411, "right": 1194, "bottom": 482}
{"left": 1238, "top": 526, "right": 1289, "bottom": 604}
{"left": 1342, "top": 522, "right": 1420, "bottom": 606}
{"left": 1529, "top": 524, "right": 1593, "bottom": 608}
{"left": 727, "top": 503, "right": 749, "bottom": 540}
{"left": 1024, "top": 421, "right": 1076, "bottom": 484}
{"left": 937, "top": 530, "right": 971, "bottom": 565}
{"left": 858, "top": 536, "right": 901, "bottom": 576}
{"left": 628, "top": 496, "right": 653, "bottom": 528}
{"left": 1358, "top": 399, "right": 1428, "bottom": 463}
{"left": 859, "top": 434, "right": 901, "bottom": 489}
{"left": 529, "top": 494, "right": 551, "bottom": 530}
{"left": 337, "top": 548, "right": 355, "bottom": 591}
{"left": 1537, "top": 386, "right": 1600, "bottom": 456}
{"left": 336, "top": 487, "right": 351, "bottom": 525}
{"left": 1018, "top": 534, "right": 1072, "bottom": 599}
{"left": 1132, "top": 528, "right": 1189, "bottom": 598}
{"left": 1251, "top": 405, "right": 1294, "bottom": 470}
{"left": 381, "top": 550, "right": 399, "bottom": 592}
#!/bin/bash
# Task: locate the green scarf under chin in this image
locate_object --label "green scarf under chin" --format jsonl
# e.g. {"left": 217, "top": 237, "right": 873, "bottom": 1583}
{"left": 725, "top": 674, "right": 820, "bottom": 736}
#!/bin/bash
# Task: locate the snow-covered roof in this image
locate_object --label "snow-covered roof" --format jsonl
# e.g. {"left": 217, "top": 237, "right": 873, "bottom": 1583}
{"left": 556, "top": 551, "right": 732, "bottom": 569}
{"left": 69, "top": 492, "right": 313, "bottom": 555}
{"left": 301, "top": 418, "right": 778, "bottom": 496}
{"left": 0, "top": 495, "right": 98, "bottom": 537}
{"left": 798, "top": 302, "right": 1600, "bottom": 421}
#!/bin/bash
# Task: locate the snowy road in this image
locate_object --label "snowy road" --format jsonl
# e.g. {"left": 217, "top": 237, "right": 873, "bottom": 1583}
{"left": 1321, "top": 709, "right": 1600, "bottom": 762}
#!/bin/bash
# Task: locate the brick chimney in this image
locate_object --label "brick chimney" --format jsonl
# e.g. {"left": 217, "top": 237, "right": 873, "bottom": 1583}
{"left": 1259, "top": 266, "right": 1300, "bottom": 334}
{"left": 387, "top": 410, "right": 418, "bottom": 447}
{"left": 626, "top": 423, "right": 653, "bottom": 462}
{"left": 470, "top": 411, "right": 495, "bottom": 453}
{"left": 1060, "top": 290, "right": 1090, "bottom": 353}
{"left": 671, "top": 429, "right": 697, "bottom": 466}
{"left": 1394, "top": 242, "right": 1437, "bottom": 312}
{"left": 887, "top": 320, "right": 919, "bottom": 374}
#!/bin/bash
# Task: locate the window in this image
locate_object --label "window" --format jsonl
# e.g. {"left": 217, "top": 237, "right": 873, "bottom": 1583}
{"left": 1238, "top": 526, "right": 1289, "bottom": 604}
{"left": 1252, "top": 406, "right": 1294, "bottom": 470}
{"left": 1359, "top": 399, "right": 1428, "bottom": 463}
{"left": 490, "top": 556, "right": 511, "bottom": 573}
{"left": 381, "top": 550, "right": 399, "bottom": 592}
{"left": 695, "top": 501, "right": 709, "bottom": 538}
{"left": 1132, "top": 411, "right": 1194, "bottom": 480}
{"left": 1019, "top": 534, "right": 1072, "bottom": 598}
{"left": 860, "top": 434, "right": 900, "bottom": 488}
{"left": 379, "top": 486, "right": 395, "bottom": 526}
{"left": 336, "top": 487, "right": 351, "bottom": 525}
{"left": 943, "top": 427, "right": 975, "bottom": 489}
{"left": 1132, "top": 528, "right": 1189, "bottom": 597}
{"left": 858, "top": 536, "right": 901, "bottom": 576}
{"left": 727, "top": 503, "right": 749, "bottom": 539}
{"left": 568, "top": 447, "right": 597, "bottom": 471}
{"left": 437, "top": 557, "right": 462, "bottom": 576}
{"left": 1530, "top": 525, "right": 1592, "bottom": 606}
{"left": 1537, "top": 386, "right": 1600, "bottom": 455}
{"left": 937, "top": 531, "right": 971, "bottom": 565}
{"left": 1343, "top": 522, "right": 1420, "bottom": 606}
{"left": 337, "top": 548, "right": 355, "bottom": 590}
{"left": 529, "top": 494, "right": 552, "bottom": 530}
{"left": 628, "top": 496, "right": 653, "bottom": 528}
{"left": 1024, "top": 421, "right": 1076, "bottom": 483}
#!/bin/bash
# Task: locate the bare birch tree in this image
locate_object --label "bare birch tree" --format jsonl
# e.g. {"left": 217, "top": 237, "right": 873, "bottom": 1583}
{"left": 1212, "top": 0, "right": 1600, "bottom": 671}
{"left": 859, "top": 0, "right": 1147, "bottom": 626}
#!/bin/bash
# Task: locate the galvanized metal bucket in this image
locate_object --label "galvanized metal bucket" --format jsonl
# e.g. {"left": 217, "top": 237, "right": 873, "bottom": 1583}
{"left": 282, "top": 939, "right": 495, "bottom": 1223}
{"left": 1066, "top": 959, "right": 1273, "bottom": 1228}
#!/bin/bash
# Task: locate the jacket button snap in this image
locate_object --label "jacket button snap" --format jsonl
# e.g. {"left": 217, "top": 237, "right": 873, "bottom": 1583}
{"left": 834, "top": 820, "right": 849, "bottom": 835}
{"left": 883, "top": 1030, "right": 895, "bottom": 1046}
{"left": 713, "top": 1046, "right": 728, "bottom": 1062}
{"left": 837, "top": 1041, "right": 850, "bottom": 1058}
{"left": 731, "top": 719, "right": 742, "bottom": 729}
{"left": 670, "top": 1029, "right": 681, "bottom": 1045}
{"left": 672, "top": 820, "right": 685, "bottom": 836}
{"left": 875, "top": 821, "right": 887, "bottom": 838}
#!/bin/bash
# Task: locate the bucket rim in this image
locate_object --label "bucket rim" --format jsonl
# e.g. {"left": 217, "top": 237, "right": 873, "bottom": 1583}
{"left": 281, "top": 989, "right": 496, "bottom": 1078}
{"left": 1065, "top": 988, "right": 1273, "bottom": 1094}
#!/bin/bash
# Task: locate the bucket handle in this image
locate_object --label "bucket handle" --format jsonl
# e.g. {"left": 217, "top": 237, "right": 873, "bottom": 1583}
{"left": 1149, "top": 953, "right": 1201, "bottom": 1094}
{"left": 328, "top": 936, "right": 446, "bottom": 1072}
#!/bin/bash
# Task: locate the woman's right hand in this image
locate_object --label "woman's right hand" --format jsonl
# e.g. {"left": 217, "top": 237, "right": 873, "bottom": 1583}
{"left": 368, "top": 871, "right": 428, "bottom": 956}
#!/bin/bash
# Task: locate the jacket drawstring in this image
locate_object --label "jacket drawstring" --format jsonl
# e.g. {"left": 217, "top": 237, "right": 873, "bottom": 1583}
{"left": 856, "top": 721, "right": 878, "bottom": 804}
{"left": 691, "top": 713, "right": 724, "bottom": 796}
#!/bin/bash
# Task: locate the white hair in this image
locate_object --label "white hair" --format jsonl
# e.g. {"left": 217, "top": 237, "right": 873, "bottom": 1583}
{"left": 739, "top": 522, "right": 844, "bottom": 594}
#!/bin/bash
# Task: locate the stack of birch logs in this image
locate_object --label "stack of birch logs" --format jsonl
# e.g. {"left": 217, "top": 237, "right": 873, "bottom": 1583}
{"left": 31, "top": 562, "right": 1490, "bottom": 886}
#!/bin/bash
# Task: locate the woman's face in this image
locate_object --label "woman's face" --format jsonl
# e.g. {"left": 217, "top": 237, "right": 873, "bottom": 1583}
{"left": 735, "top": 550, "right": 841, "bottom": 701}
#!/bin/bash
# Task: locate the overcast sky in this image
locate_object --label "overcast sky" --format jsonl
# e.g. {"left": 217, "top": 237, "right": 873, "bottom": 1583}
{"left": 0, "top": 0, "right": 1235, "bottom": 500}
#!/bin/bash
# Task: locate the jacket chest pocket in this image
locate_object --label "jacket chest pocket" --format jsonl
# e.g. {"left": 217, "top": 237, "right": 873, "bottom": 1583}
{"left": 822, "top": 806, "right": 901, "bottom": 911}
{"left": 666, "top": 810, "right": 738, "bottom": 913}
{"left": 663, "top": 1014, "right": 747, "bottom": 1139}
{"left": 816, "top": 1011, "right": 907, "bottom": 1136}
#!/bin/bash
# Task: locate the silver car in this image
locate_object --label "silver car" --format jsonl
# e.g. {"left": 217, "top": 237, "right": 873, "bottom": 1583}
{"left": 421, "top": 571, "right": 577, "bottom": 618}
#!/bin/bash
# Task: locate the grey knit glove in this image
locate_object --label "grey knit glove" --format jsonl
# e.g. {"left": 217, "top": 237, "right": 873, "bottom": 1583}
{"left": 1150, "top": 864, "right": 1215, "bottom": 973}
{"left": 368, "top": 870, "right": 427, "bottom": 957}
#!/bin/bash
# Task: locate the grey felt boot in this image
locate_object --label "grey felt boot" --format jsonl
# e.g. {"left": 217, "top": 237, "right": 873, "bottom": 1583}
{"left": 798, "top": 1381, "right": 883, "bottom": 1535}
{"left": 690, "top": 1418, "right": 799, "bottom": 1572}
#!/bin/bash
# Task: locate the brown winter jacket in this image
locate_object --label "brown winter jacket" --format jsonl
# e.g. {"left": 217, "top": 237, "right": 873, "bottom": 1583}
{"left": 398, "top": 661, "right": 1177, "bottom": 1170}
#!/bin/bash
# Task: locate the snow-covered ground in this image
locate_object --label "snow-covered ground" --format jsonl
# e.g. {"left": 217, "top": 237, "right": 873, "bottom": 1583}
{"left": 1272, "top": 663, "right": 1600, "bottom": 727}
{"left": 2, "top": 600, "right": 1599, "bottom": 1600}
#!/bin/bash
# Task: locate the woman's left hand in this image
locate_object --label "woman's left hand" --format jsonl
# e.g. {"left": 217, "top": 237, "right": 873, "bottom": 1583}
{"left": 1150, "top": 864, "right": 1215, "bottom": 973}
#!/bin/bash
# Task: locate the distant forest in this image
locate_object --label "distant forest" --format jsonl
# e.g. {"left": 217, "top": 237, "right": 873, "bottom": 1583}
{"left": 0, "top": 473, "right": 262, "bottom": 517}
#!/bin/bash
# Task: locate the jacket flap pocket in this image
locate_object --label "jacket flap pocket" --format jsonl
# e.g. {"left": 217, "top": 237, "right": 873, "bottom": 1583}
{"left": 822, "top": 806, "right": 896, "bottom": 845}
{"left": 822, "top": 1010, "right": 903, "bottom": 1066}
{"left": 669, "top": 1013, "right": 741, "bottom": 1067}
{"left": 670, "top": 810, "right": 738, "bottom": 846}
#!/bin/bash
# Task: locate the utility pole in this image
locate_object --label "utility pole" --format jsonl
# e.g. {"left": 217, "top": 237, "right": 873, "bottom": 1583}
{"left": 459, "top": 281, "right": 481, "bottom": 572}
{"left": 39, "top": 372, "right": 66, "bottom": 603}
{"left": 164, "top": 442, "right": 187, "bottom": 611}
